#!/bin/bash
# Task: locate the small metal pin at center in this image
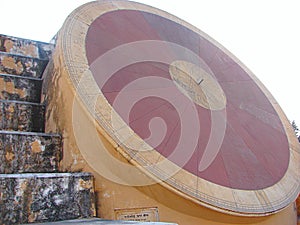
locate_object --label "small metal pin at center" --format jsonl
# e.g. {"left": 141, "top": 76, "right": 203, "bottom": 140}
{"left": 197, "top": 78, "right": 204, "bottom": 85}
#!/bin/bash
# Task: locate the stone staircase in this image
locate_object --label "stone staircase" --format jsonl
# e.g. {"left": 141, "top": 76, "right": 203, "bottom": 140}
{"left": 0, "top": 34, "right": 96, "bottom": 224}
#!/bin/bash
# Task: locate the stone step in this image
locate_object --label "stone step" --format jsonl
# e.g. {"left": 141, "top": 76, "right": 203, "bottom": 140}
{"left": 0, "top": 173, "right": 96, "bottom": 225}
{"left": 0, "top": 73, "right": 42, "bottom": 103}
{"left": 0, "top": 34, "right": 53, "bottom": 60}
{"left": 0, "top": 100, "right": 45, "bottom": 132}
{"left": 21, "top": 218, "right": 178, "bottom": 225}
{"left": 0, "top": 131, "right": 61, "bottom": 173}
{"left": 0, "top": 52, "right": 48, "bottom": 78}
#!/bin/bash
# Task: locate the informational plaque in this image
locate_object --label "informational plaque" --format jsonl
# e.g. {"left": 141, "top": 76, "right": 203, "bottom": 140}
{"left": 114, "top": 207, "right": 159, "bottom": 222}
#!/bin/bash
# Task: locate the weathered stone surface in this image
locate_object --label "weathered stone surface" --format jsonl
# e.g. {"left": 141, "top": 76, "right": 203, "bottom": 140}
{"left": 0, "top": 74, "right": 42, "bottom": 102}
{"left": 0, "top": 35, "right": 96, "bottom": 225}
{"left": 0, "top": 34, "right": 53, "bottom": 59}
{"left": 0, "top": 52, "right": 48, "bottom": 78}
{"left": 22, "top": 218, "right": 178, "bottom": 225}
{"left": 0, "top": 173, "right": 96, "bottom": 225}
{"left": 0, "top": 100, "right": 45, "bottom": 132}
{"left": 0, "top": 131, "right": 61, "bottom": 173}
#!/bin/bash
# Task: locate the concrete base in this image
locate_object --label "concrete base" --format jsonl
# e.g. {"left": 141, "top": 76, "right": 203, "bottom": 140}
{"left": 22, "top": 218, "right": 177, "bottom": 225}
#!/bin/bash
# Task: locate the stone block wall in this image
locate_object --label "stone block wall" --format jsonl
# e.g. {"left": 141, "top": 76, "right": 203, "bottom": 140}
{"left": 0, "top": 132, "right": 61, "bottom": 173}
{"left": 0, "top": 53, "right": 48, "bottom": 78}
{"left": 0, "top": 101, "right": 45, "bottom": 132}
{"left": 0, "top": 74, "right": 42, "bottom": 103}
{"left": 0, "top": 34, "right": 53, "bottom": 59}
{"left": 0, "top": 173, "right": 95, "bottom": 224}
{"left": 0, "top": 33, "right": 96, "bottom": 224}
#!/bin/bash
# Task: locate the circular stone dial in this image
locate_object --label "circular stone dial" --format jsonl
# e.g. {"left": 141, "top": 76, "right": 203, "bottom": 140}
{"left": 86, "top": 9, "right": 288, "bottom": 190}
{"left": 59, "top": 0, "right": 300, "bottom": 216}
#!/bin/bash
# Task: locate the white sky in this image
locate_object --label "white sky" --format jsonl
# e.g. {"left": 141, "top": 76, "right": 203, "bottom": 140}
{"left": 1, "top": 0, "right": 299, "bottom": 126}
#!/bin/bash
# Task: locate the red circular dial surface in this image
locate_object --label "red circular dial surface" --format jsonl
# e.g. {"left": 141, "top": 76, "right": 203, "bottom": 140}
{"left": 85, "top": 10, "right": 289, "bottom": 191}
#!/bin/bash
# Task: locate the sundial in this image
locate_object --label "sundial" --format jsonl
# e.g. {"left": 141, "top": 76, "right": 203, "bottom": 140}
{"left": 56, "top": 0, "right": 300, "bottom": 216}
